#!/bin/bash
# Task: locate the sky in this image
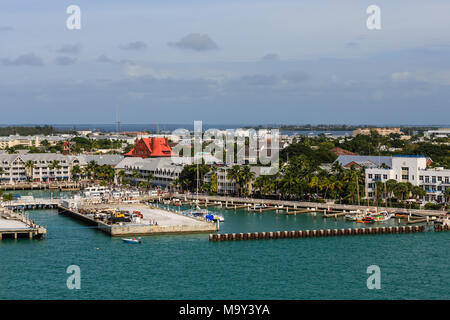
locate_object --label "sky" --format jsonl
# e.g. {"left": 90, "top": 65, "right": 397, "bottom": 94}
{"left": 0, "top": 0, "right": 450, "bottom": 125}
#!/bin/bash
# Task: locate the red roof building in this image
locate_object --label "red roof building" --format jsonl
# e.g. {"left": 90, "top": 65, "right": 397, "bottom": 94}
{"left": 124, "top": 137, "right": 173, "bottom": 158}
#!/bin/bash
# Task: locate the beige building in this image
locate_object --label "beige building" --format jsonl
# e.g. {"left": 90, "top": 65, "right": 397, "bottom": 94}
{"left": 352, "top": 127, "right": 403, "bottom": 137}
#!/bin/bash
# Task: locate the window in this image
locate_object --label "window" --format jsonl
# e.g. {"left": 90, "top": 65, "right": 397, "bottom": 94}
{"left": 402, "top": 175, "right": 409, "bottom": 180}
{"left": 432, "top": 176, "right": 436, "bottom": 183}
{"left": 438, "top": 176, "right": 442, "bottom": 182}
{"left": 419, "top": 176, "right": 423, "bottom": 181}
{"left": 425, "top": 176, "right": 429, "bottom": 183}
{"left": 368, "top": 174, "right": 373, "bottom": 178}
{"left": 383, "top": 174, "right": 387, "bottom": 179}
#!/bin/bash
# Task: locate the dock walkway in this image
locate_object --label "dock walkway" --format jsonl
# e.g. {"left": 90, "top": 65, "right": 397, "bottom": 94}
{"left": 181, "top": 194, "right": 446, "bottom": 216}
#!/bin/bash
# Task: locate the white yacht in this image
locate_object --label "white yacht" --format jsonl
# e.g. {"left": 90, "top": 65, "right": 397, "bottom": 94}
{"left": 84, "top": 186, "right": 111, "bottom": 197}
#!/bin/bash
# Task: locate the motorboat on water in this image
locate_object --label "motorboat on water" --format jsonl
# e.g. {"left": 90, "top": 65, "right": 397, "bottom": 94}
{"left": 344, "top": 209, "right": 364, "bottom": 221}
{"left": 122, "top": 238, "right": 142, "bottom": 244}
{"left": 372, "top": 211, "right": 394, "bottom": 222}
{"left": 184, "top": 208, "right": 224, "bottom": 222}
{"left": 345, "top": 214, "right": 365, "bottom": 221}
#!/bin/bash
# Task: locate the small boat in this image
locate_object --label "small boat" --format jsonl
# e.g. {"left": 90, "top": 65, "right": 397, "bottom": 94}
{"left": 122, "top": 238, "right": 142, "bottom": 244}
{"left": 357, "top": 217, "right": 375, "bottom": 224}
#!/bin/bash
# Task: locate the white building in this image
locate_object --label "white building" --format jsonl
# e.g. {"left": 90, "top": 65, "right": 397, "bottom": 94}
{"left": 0, "top": 154, "right": 78, "bottom": 182}
{"left": 424, "top": 128, "right": 450, "bottom": 139}
{"left": 365, "top": 155, "right": 450, "bottom": 203}
{"left": 114, "top": 157, "right": 183, "bottom": 187}
{"left": 0, "top": 153, "right": 124, "bottom": 183}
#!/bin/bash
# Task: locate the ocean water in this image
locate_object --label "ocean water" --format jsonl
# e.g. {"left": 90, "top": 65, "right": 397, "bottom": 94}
{"left": 0, "top": 191, "right": 448, "bottom": 300}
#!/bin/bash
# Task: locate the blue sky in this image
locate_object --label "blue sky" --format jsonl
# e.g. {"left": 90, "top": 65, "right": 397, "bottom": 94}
{"left": 1, "top": 0, "right": 450, "bottom": 125}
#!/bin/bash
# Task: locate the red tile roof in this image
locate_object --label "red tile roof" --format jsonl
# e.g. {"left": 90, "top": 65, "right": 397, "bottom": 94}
{"left": 125, "top": 137, "right": 173, "bottom": 158}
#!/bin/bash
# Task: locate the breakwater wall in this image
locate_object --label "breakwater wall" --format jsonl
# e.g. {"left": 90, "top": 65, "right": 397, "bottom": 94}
{"left": 209, "top": 225, "right": 426, "bottom": 241}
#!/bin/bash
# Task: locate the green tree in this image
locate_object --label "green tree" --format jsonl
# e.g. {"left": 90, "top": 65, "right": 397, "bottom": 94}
{"left": 24, "top": 160, "right": 35, "bottom": 181}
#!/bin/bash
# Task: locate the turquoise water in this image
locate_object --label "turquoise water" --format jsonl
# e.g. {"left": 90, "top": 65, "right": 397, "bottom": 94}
{"left": 0, "top": 191, "right": 449, "bottom": 300}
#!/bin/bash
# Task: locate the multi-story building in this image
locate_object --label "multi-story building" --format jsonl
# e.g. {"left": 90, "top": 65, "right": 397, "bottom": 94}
{"left": 365, "top": 155, "right": 450, "bottom": 203}
{"left": 352, "top": 127, "right": 403, "bottom": 137}
{"left": 115, "top": 157, "right": 183, "bottom": 187}
{"left": 424, "top": 128, "right": 450, "bottom": 139}
{"left": 0, "top": 153, "right": 124, "bottom": 183}
{"left": 0, "top": 154, "right": 77, "bottom": 182}
{"left": 0, "top": 135, "right": 71, "bottom": 149}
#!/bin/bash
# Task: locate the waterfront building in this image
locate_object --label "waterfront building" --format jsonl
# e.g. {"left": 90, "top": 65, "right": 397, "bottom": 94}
{"left": 365, "top": 155, "right": 450, "bottom": 203}
{"left": 0, "top": 153, "right": 124, "bottom": 183}
{"left": 204, "top": 165, "right": 263, "bottom": 195}
{"left": 0, "top": 153, "right": 78, "bottom": 182}
{"left": 124, "top": 137, "right": 173, "bottom": 158}
{"left": 115, "top": 157, "right": 182, "bottom": 186}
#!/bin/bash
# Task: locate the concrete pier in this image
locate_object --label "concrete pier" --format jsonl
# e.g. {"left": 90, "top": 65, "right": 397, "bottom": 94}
{"left": 58, "top": 203, "right": 218, "bottom": 237}
{"left": 0, "top": 209, "right": 46, "bottom": 240}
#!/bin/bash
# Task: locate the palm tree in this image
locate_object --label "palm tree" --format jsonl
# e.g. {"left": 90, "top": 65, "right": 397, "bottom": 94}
{"left": 116, "top": 170, "right": 125, "bottom": 185}
{"left": 172, "top": 178, "right": 181, "bottom": 192}
{"left": 385, "top": 179, "right": 398, "bottom": 207}
{"left": 0, "top": 167, "right": 5, "bottom": 183}
{"left": 146, "top": 173, "right": 154, "bottom": 186}
{"left": 71, "top": 165, "right": 81, "bottom": 181}
{"left": 411, "top": 186, "right": 426, "bottom": 202}
{"left": 49, "top": 160, "right": 61, "bottom": 181}
{"left": 226, "top": 165, "right": 242, "bottom": 196}
{"left": 24, "top": 160, "right": 35, "bottom": 182}
{"left": 444, "top": 188, "right": 450, "bottom": 204}
{"left": 2, "top": 193, "right": 14, "bottom": 202}
{"left": 239, "top": 166, "right": 255, "bottom": 196}
{"left": 131, "top": 169, "right": 141, "bottom": 186}
{"left": 253, "top": 175, "right": 275, "bottom": 197}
